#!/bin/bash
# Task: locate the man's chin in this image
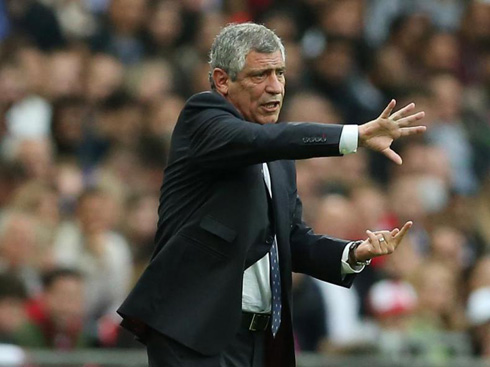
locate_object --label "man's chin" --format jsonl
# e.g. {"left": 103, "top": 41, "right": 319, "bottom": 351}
{"left": 257, "top": 114, "right": 279, "bottom": 125}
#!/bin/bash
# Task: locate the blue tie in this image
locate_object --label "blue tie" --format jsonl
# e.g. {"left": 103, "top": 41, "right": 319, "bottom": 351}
{"left": 270, "top": 236, "right": 282, "bottom": 337}
{"left": 262, "top": 163, "right": 282, "bottom": 336}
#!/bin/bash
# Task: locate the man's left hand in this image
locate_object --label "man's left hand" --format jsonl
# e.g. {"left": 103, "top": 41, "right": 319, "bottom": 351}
{"left": 354, "top": 221, "right": 413, "bottom": 263}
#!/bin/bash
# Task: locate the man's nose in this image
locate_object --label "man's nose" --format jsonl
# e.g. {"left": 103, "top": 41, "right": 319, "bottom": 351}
{"left": 265, "top": 73, "right": 283, "bottom": 94}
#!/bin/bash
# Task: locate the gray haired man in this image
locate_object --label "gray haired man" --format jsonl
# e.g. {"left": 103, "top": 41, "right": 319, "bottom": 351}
{"left": 118, "top": 23, "right": 425, "bottom": 367}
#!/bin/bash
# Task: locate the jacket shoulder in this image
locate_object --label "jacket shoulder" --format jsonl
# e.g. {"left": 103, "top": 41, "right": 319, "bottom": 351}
{"left": 184, "top": 91, "right": 242, "bottom": 119}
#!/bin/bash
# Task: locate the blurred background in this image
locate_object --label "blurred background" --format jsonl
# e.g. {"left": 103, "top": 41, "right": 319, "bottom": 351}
{"left": 0, "top": 0, "right": 490, "bottom": 366}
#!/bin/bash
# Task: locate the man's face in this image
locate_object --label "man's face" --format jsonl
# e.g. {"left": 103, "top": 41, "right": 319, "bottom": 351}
{"left": 226, "top": 50, "right": 285, "bottom": 124}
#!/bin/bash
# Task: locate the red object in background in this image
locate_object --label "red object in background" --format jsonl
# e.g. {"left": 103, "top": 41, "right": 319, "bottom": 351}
{"left": 370, "top": 212, "right": 403, "bottom": 268}
{"left": 248, "top": 0, "right": 274, "bottom": 15}
{"left": 25, "top": 297, "right": 44, "bottom": 323}
{"left": 24, "top": 296, "right": 84, "bottom": 350}
{"left": 228, "top": 11, "right": 252, "bottom": 24}
{"left": 228, "top": 0, "right": 275, "bottom": 23}
{"left": 368, "top": 279, "right": 417, "bottom": 317}
{"left": 370, "top": 255, "right": 386, "bottom": 267}
{"left": 97, "top": 316, "right": 120, "bottom": 347}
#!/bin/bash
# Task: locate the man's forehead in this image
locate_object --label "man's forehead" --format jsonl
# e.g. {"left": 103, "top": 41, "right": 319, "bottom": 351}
{"left": 244, "top": 50, "right": 285, "bottom": 69}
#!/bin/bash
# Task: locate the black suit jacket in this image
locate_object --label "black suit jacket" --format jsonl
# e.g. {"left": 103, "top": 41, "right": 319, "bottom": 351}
{"left": 117, "top": 91, "right": 357, "bottom": 365}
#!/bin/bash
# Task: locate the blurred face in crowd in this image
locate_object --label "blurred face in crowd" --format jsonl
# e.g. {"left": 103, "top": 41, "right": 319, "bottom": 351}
{"left": 0, "top": 214, "right": 37, "bottom": 268}
{"left": 284, "top": 91, "right": 340, "bottom": 123}
{"left": 126, "top": 194, "right": 159, "bottom": 242}
{"left": 314, "top": 194, "right": 358, "bottom": 238}
{"left": 389, "top": 176, "right": 425, "bottom": 222}
{"left": 77, "top": 193, "right": 112, "bottom": 234}
{"left": 147, "top": 95, "right": 184, "bottom": 137}
{"left": 16, "top": 138, "right": 54, "bottom": 181}
{"left": 463, "top": 1, "right": 490, "bottom": 42}
{"left": 217, "top": 50, "right": 285, "bottom": 125}
{"left": 371, "top": 45, "right": 410, "bottom": 91}
{"left": 351, "top": 184, "right": 387, "bottom": 229}
{"left": 196, "top": 12, "right": 226, "bottom": 55}
{"left": 148, "top": 0, "right": 182, "bottom": 47}
{"left": 0, "top": 297, "right": 26, "bottom": 335}
{"left": 0, "top": 64, "right": 26, "bottom": 104}
{"left": 415, "top": 262, "right": 457, "bottom": 315}
{"left": 315, "top": 40, "right": 354, "bottom": 85}
{"left": 430, "top": 74, "right": 463, "bottom": 121}
{"left": 430, "top": 226, "right": 466, "bottom": 271}
{"left": 424, "top": 32, "right": 460, "bottom": 74}
{"left": 134, "top": 61, "right": 173, "bottom": 103}
{"left": 86, "top": 54, "right": 124, "bottom": 102}
{"left": 320, "top": 0, "right": 364, "bottom": 39}
{"left": 469, "top": 256, "right": 490, "bottom": 291}
{"left": 109, "top": 0, "right": 147, "bottom": 34}
{"left": 47, "top": 51, "right": 84, "bottom": 99}
{"left": 263, "top": 12, "right": 298, "bottom": 43}
{"left": 45, "top": 276, "right": 84, "bottom": 329}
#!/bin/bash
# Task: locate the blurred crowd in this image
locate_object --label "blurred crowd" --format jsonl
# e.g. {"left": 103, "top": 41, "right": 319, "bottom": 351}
{"left": 0, "top": 0, "right": 489, "bottom": 363}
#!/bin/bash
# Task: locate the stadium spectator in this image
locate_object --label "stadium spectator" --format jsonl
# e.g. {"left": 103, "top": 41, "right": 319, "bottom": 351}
{"left": 53, "top": 187, "right": 132, "bottom": 324}
{"left": 17, "top": 268, "right": 91, "bottom": 349}
{"left": 0, "top": 0, "right": 487, "bottom": 363}
{"left": 0, "top": 211, "right": 42, "bottom": 297}
{"left": 0, "top": 272, "right": 28, "bottom": 344}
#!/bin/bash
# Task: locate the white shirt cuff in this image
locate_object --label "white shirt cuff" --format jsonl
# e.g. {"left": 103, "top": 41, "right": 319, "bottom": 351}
{"left": 339, "top": 125, "right": 359, "bottom": 155}
{"left": 341, "top": 242, "right": 365, "bottom": 275}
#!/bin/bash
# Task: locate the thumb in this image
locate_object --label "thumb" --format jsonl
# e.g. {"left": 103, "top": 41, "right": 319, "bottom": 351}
{"left": 383, "top": 148, "right": 402, "bottom": 165}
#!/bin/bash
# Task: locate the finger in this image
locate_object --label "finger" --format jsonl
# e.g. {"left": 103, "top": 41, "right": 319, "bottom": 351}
{"left": 390, "top": 228, "right": 399, "bottom": 236}
{"left": 374, "top": 232, "right": 391, "bottom": 255}
{"left": 380, "top": 233, "right": 395, "bottom": 253}
{"left": 382, "top": 148, "right": 402, "bottom": 165}
{"left": 399, "top": 126, "right": 427, "bottom": 137}
{"left": 380, "top": 99, "right": 396, "bottom": 119}
{"left": 396, "top": 112, "right": 426, "bottom": 127}
{"left": 394, "top": 221, "right": 413, "bottom": 246}
{"left": 389, "top": 102, "right": 415, "bottom": 121}
{"left": 366, "top": 229, "right": 381, "bottom": 254}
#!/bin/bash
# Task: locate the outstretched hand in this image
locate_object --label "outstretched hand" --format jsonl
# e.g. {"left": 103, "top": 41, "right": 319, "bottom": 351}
{"left": 353, "top": 221, "right": 413, "bottom": 263}
{"left": 358, "top": 100, "right": 426, "bottom": 164}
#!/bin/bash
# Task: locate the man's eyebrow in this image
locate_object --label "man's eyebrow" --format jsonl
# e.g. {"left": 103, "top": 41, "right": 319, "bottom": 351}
{"left": 249, "top": 66, "right": 286, "bottom": 74}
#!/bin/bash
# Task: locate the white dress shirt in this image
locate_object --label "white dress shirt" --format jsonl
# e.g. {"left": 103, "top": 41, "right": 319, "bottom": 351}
{"left": 242, "top": 125, "right": 363, "bottom": 313}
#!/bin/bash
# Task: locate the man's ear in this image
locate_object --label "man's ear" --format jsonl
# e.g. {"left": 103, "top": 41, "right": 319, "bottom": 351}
{"left": 212, "top": 68, "right": 230, "bottom": 95}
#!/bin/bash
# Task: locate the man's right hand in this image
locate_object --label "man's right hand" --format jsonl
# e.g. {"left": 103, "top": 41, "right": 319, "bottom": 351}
{"left": 358, "top": 100, "right": 426, "bottom": 165}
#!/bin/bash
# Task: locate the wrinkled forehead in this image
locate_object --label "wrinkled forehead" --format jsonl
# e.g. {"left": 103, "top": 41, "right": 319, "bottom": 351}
{"left": 242, "top": 50, "right": 285, "bottom": 71}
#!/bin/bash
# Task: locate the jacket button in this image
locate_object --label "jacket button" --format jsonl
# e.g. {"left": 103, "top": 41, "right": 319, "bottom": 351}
{"left": 266, "top": 236, "right": 274, "bottom": 244}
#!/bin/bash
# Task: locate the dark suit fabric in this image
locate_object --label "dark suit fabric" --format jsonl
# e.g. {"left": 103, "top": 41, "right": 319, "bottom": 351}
{"left": 146, "top": 325, "right": 266, "bottom": 367}
{"left": 118, "top": 91, "right": 356, "bottom": 366}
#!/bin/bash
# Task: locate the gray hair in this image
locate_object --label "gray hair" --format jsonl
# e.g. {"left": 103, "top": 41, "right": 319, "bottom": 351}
{"left": 208, "top": 23, "right": 285, "bottom": 90}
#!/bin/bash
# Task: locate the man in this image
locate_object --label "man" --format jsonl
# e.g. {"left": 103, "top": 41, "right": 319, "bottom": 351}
{"left": 118, "top": 23, "right": 426, "bottom": 367}
{"left": 17, "top": 268, "right": 89, "bottom": 349}
{"left": 0, "top": 272, "right": 27, "bottom": 345}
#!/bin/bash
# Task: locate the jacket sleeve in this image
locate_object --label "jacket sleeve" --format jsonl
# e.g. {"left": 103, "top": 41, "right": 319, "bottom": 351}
{"left": 289, "top": 192, "right": 356, "bottom": 288}
{"left": 186, "top": 107, "right": 345, "bottom": 170}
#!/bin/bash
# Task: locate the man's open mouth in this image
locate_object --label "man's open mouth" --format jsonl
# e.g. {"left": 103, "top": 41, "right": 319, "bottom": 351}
{"left": 261, "top": 101, "right": 280, "bottom": 111}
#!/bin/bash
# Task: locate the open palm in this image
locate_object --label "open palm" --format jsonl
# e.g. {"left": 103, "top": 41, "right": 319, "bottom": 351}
{"left": 359, "top": 100, "right": 426, "bottom": 164}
